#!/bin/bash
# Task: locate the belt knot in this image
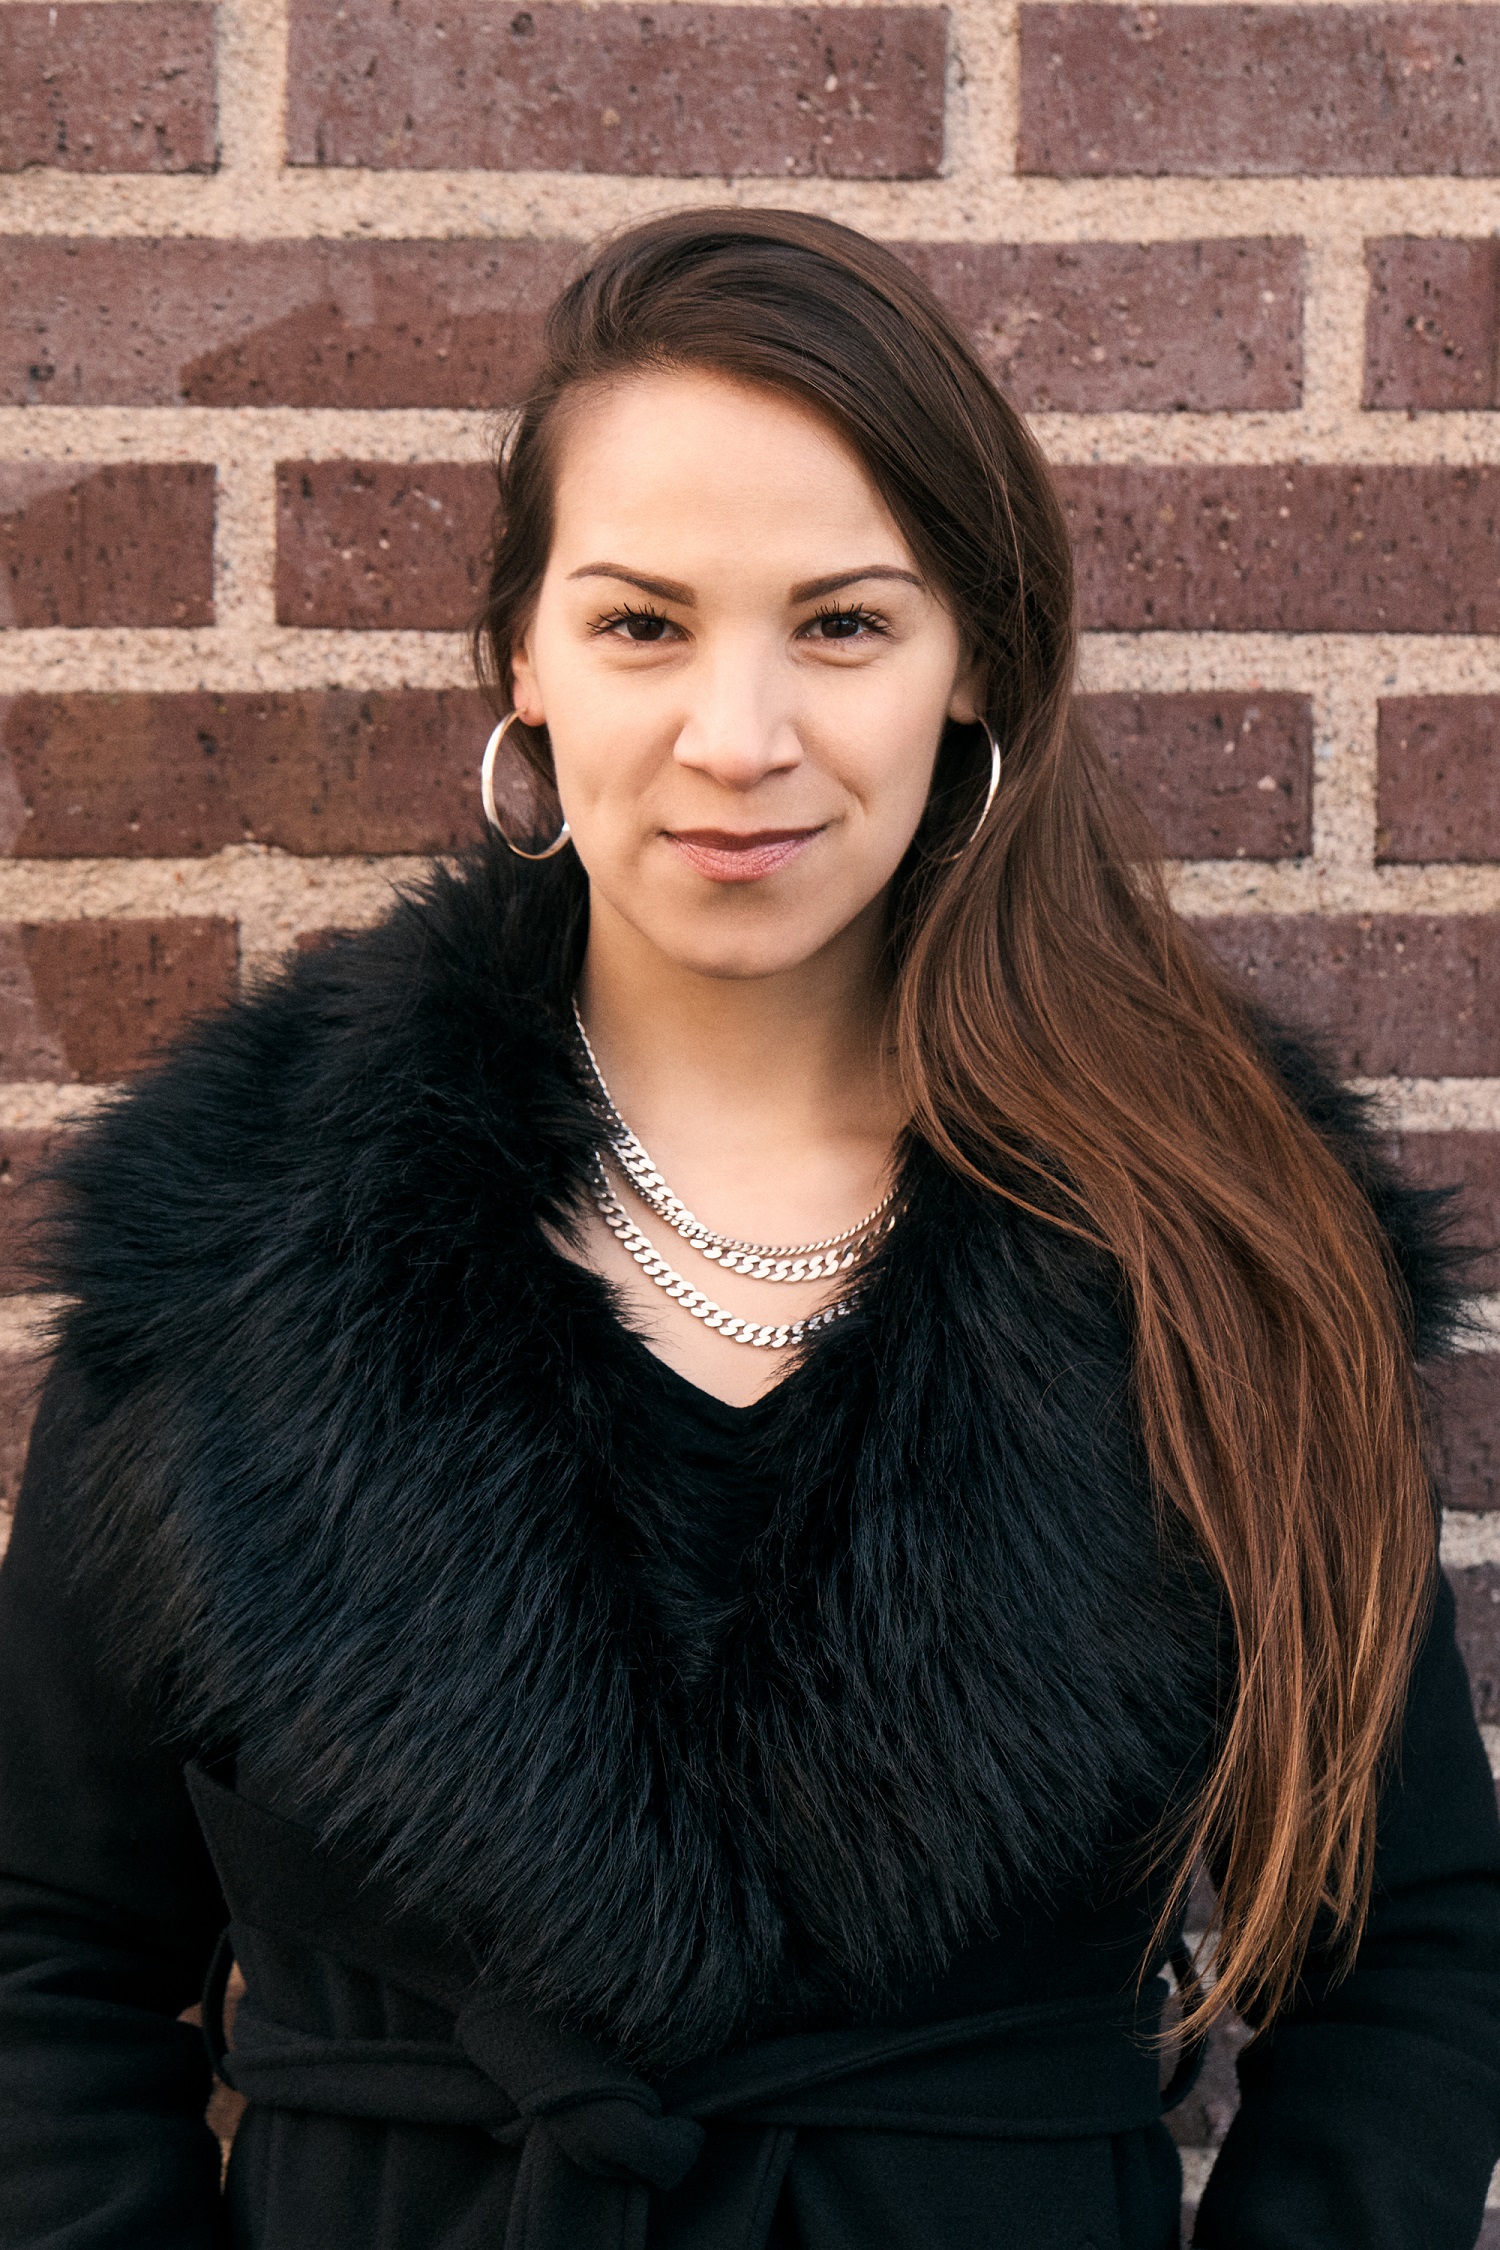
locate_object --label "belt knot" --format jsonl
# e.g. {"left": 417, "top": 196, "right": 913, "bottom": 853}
{"left": 456, "top": 1991, "right": 705, "bottom": 2196}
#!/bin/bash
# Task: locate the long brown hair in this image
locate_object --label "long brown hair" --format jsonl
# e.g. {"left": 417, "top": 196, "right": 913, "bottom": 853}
{"left": 473, "top": 208, "right": 1436, "bottom": 2034}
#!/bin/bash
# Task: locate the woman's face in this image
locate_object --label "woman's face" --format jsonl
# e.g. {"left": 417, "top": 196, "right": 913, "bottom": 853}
{"left": 510, "top": 369, "right": 981, "bottom": 982}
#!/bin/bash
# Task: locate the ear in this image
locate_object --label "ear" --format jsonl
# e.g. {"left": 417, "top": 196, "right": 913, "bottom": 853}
{"left": 946, "top": 653, "right": 987, "bottom": 728}
{"left": 509, "top": 631, "right": 546, "bottom": 729}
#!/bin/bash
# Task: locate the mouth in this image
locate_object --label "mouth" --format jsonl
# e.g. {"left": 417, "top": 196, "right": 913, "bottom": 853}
{"left": 662, "top": 827, "right": 823, "bottom": 884}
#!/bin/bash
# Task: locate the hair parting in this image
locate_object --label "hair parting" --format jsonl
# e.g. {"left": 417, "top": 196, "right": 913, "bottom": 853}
{"left": 472, "top": 207, "right": 1438, "bottom": 2038}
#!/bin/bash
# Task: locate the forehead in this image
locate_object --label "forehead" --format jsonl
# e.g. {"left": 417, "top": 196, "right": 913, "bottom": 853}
{"left": 544, "top": 369, "right": 914, "bottom": 579}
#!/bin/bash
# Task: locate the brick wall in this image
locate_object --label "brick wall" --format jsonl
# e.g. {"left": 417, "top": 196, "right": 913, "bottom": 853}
{"left": 4, "top": 0, "right": 1500, "bottom": 2228}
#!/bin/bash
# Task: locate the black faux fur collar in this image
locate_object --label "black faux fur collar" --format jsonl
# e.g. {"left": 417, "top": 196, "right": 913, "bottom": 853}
{"left": 46, "top": 844, "right": 1464, "bottom": 2069}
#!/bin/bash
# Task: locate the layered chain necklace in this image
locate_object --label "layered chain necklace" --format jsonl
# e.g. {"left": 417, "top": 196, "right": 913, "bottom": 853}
{"left": 572, "top": 1001, "right": 895, "bottom": 1351}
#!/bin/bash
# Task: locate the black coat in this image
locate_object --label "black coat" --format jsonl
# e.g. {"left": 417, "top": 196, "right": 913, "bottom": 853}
{"left": 2, "top": 843, "right": 1500, "bottom": 2250}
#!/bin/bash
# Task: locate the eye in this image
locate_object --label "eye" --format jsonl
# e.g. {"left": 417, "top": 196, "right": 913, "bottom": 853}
{"left": 593, "top": 603, "right": 678, "bottom": 644}
{"left": 801, "top": 604, "right": 889, "bottom": 643}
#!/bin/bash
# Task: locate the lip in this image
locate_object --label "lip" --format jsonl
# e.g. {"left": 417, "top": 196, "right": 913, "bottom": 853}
{"left": 663, "top": 826, "right": 823, "bottom": 884}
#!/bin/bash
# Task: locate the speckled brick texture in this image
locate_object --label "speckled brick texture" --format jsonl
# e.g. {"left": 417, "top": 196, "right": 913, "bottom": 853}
{"left": 6, "top": 0, "right": 1500, "bottom": 2217}
{"left": 898, "top": 239, "right": 1305, "bottom": 411}
{"left": 4, "top": 235, "right": 1305, "bottom": 413}
{"left": 1060, "top": 466, "right": 1500, "bottom": 635}
{"left": 1366, "top": 240, "right": 1500, "bottom": 412}
{"left": 1, "top": 240, "right": 579, "bottom": 410}
{"left": 0, "top": 465, "right": 216, "bottom": 629}
{"left": 0, "top": 919, "right": 238, "bottom": 1082}
{"left": 275, "top": 462, "right": 493, "bottom": 630}
{"left": 1378, "top": 700, "right": 1500, "bottom": 862}
{"left": 286, "top": 1, "right": 948, "bottom": 179}
{"left": 1200, "top": 916, "right": 1500, "bottom": 1077}
{"left": 1429, "top": 1358, "right": 1500, "bottom": 1513}
{"left": 1084, "top": 692, "right": 1312, "bottom": 859}
{"left": 0, "top": 1128, "right": 62, "bottom": 1295}
{"left": 1018, "top": 5, "right": 1500, "bottom": 178}
{"left": 0, "top": 3, "right": 217, "bottom": 176}
{"left": 0, "top": 691, "right": 487, "bottom": 858}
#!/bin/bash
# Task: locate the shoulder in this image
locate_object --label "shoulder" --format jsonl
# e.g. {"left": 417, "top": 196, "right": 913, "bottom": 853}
{"left": 42, "top": 844, "right": 592, "bottom": 1402}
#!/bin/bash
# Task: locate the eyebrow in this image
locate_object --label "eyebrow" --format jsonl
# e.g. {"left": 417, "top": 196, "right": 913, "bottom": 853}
{"left": 564, "top": 563, "right": 926, "bottom": 605}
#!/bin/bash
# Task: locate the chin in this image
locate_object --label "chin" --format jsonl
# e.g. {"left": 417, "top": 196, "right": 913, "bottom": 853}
{"left": 649, "top": 904, "right": 854, "bottom": 984}
{"left": 662, "top": 933, "right": 831, "bottom": 982}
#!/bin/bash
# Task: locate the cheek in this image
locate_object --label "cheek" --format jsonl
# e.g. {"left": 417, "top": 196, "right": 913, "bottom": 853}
{"left": 531, "top": 639, "right": 654, "bottom": 811}
{"left": 821, "top": 681, "right": 948, "bottom": 836}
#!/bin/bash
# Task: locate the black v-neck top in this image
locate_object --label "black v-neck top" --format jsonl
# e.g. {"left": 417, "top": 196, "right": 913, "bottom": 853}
{"left": 639, "top": 1347, "right": 779, "bottom": 1441}
{"left": 636, "top": 1351, "right": 781, "bottom": 1506}
{"left": 624, "top": 1344, "right": 788, "bottom": 1669}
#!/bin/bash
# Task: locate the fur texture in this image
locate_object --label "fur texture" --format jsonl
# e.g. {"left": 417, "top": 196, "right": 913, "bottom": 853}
{"left": 43, "top": 843, "right": 1466, "bottom": 2071}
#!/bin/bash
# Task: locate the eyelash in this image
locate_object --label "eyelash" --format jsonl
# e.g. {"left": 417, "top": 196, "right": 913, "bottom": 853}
{"left": 589, "top": 602, "right": 891, "bottom": 641}
{"left": 590, "top": 601, "right": 670, "bottom": 640}
{"left": 807, "top": 602, "right": 890, "bottom": 640}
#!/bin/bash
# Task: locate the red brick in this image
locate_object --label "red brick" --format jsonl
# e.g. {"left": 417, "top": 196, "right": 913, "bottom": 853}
{"left": 0, "top": 465, "right": 214, "bottom": 629}
{"left": 1428, "top": 1358, "right": 1500, "bottom": 1513}
{"left": 286, "top": 0, "right": 945, "bottom": 178}
{"left": 276, "top": 463, "right": 492, "bottom": 631}
{"left": 1083, "top": 693, "right": 1311, "bottom": 859}
{"left": 1377, "top": 700, "right": 1500, "bottom": 864}
{"left": 1386, "top": 1133, "right": 1500, "bottom": 1294}
{"left": 0, "top": 2, "right": 215, "bottom": 174}
{"left": 0, "top": 1354, "right": 43, "bottom": 1517}
{"left": 903, "top": 240, "right": 1303, "bottom": 413}
{"left": 1448, "top": 1561, "right": 1500, "bottom": 1722}
{"left": 0, "top": 1129, "right": 68, "bottom": 1294}
{"left": 0, "top": 920, "right": 238, "bottom": 1082}
{"left": 1, "top": 239, "right": 579, "bottom": 410}
{"left": 1019, "top": 6, "right": 1500, "bottom": 178}
{"left": 5, "top": 234, "right": 1305, "bottom": 414}
{"left": 1196, "top": 915, "right": 1500, "bottom": 1077}
{"left": 0, "top": 691, "right": 488, "bottom": 857}
{"left": 1058, "top": 466, "right": 1500, "bottom": 634}
{"left": 1365, "top": 240, "right": 1500, "bottom": 412}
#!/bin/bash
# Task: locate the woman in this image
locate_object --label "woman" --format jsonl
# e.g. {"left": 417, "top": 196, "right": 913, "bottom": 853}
{"left": 0, "top": 209, "right": 1497, "bottom": 2250}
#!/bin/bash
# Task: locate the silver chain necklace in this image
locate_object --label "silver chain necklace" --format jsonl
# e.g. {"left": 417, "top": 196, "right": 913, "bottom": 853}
{"left": 571, "top": 1001, "right": 895, "bottom": 1280}
{"left": 571, "top": 1001, "right": 893, "bottom": 1351}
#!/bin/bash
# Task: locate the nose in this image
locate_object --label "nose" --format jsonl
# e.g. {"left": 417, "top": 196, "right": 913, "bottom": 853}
{"left": 671, "top": 651, "right": 803, "bottom": 792}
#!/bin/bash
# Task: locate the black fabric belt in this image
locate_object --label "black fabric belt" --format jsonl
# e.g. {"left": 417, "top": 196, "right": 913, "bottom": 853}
{"left": 187, "top": 1764, "right": 1194, "bottom": 2250}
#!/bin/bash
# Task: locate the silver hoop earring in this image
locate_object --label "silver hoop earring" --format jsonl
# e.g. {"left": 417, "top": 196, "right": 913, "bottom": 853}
{"left": 941, "top": 721, "right": 1003, "bottom": 861}
{"left": 480, "top": 713, "right": 572, "bottom": 861}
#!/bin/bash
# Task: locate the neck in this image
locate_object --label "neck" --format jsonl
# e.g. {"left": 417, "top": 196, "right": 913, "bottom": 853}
{"left": 576, "top": 893, "right": 900, "bottom": 1163}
